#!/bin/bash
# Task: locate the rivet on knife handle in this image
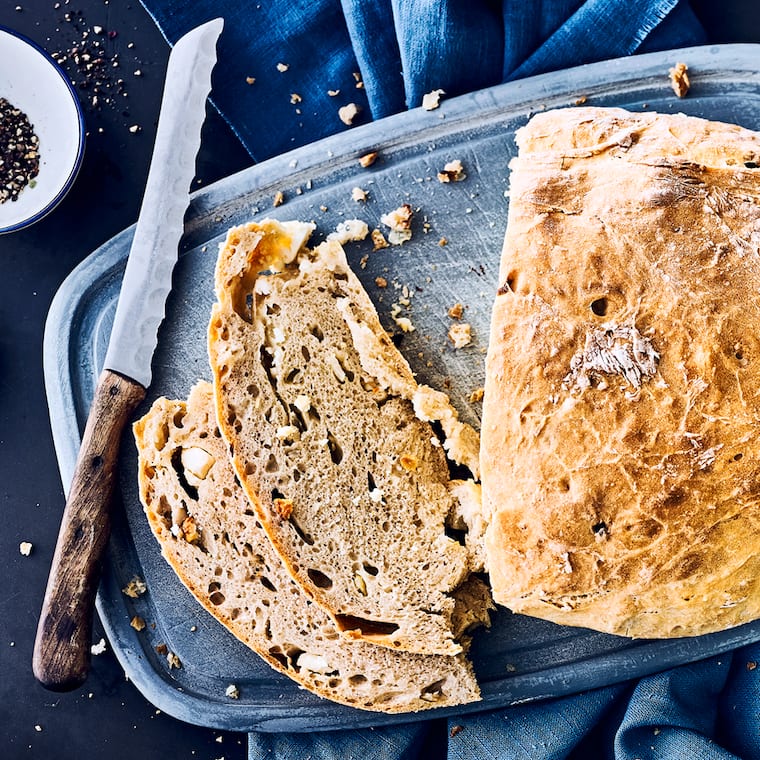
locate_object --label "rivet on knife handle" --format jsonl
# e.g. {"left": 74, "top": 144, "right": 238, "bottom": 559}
{"left": 33, "top": 371, "right": 145, "bottom": 691}
{"left": 33, "top": 17, "right": 222, "bottom": 691}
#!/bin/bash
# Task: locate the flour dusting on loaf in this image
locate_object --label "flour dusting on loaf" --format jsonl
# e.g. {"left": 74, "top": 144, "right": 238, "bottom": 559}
{"left": 133, "top": 382, "right": 483, "bottom": 712}
{"left": 482, "top": 107, "right": 760, "bottom": 638}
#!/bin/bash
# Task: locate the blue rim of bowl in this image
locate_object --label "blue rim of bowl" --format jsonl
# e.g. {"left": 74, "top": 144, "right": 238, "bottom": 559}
{"left": 0, "top": 25, "right": 86, "bottom": 235}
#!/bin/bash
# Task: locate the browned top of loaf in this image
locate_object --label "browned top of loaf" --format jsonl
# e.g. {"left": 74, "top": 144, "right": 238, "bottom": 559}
{"left": 482, "top": 106, "right": 760, "bottom": 638}
{"left": 133, "top": 382, "right": 482, "bottom": 713}
{"left": 208, "top": 220, "right": 481, "bottom": 656}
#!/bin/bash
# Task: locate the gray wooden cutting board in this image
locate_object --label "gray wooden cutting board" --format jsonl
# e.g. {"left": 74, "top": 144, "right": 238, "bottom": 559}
{"left": 45, "top": 43, "right": 760, "bottom": 732}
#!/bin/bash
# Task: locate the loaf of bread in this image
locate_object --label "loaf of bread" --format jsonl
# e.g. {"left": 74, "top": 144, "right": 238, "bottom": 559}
{"left": 134, "top": 382, "right": 483, "bottom": 712}
{"left": 482, "top": 106, "right": 760, "bottom": 638}
{"left": 207, "top": 219, "right": 485, "bottom": 656}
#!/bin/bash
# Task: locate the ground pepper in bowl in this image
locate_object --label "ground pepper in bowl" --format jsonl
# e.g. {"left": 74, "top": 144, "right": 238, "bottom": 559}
{"left": 0, "top": 97, "right": 40, "bottom": 203}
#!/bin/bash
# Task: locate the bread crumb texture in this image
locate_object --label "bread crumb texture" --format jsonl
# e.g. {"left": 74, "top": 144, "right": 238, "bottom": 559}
{"left": 482, "top": 107, "right": 760, "bottom": 639}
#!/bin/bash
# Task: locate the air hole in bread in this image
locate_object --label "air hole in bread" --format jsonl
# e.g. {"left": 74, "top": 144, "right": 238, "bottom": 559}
{"left": 241, "top": 292, "right": 253, "bottom": 323}
{"left": 381, "top": 520, "right": 390, "bottom": 532}
{"left": 309, "top": 324, "right": 324, "bottom": 341}
{"left": 169, "top": 449, "right": 199, "bottom": 500}
{"left": 499, "top": 270, "right": 522, "bottom": 294}
{"left": 746, "top": 161, "right": 759, "bottom": 169}
{"left": 348, "top": 674, "right": 367, "bottom": 685}
{"left": 362, "top": 562, "right": 379, "bottom": 576}
{"left": 285, "top": 368, "right": 301, "bottom": 383}
{"left": 592, "top": 521, "right": 608, "bottom": 536}
{"left": 289, "top": 516, "right": 316, "bottom": 546}
{"left": 734, "top": 453, "right": 744, "bottom": 461}
{"left": 289, "top": 404, "right": 308, "bottom": 432}
{"left": 173, "top": 410, "right": 186, "bottom": 428}
{"left": 590, "top": 297, "right": 609, "bottom": 317}
{"left": 292, "top": 468, "right": 301, "bottom": 482}
{"left": 260, "top": 575, "right": 276, "bottom": 592}
{"left": 558, "top": 478, "right": 571, "bottom": 492}
{"left": 266, "top": 302, "right": 281, "bottom": 316}
{"left": 326, "top": 432, "right": 343, "bottom": 465}
{"left": 246, "top": 384, "right": 260, "bottom": 398}
{"left": 367, "top": 472, "right": 377, "bottom": 491}
{"left": 265, "top": 453, "right": 279, "bottom": 473}
{"left": 301, "top": 345, "right": 311, "bottom": 362}
{"left": 268, "top": 647, "right": 288, "bottom": 668}
{"left": 230, "top": 608, "right": 240, "bottom": 620}
{"left": 334, "top": 614, "right": 399, "bottom": 636}
{"left": 307, "top": 568, "right": 333, "bottom": 589}
{"left": 209, "top": 590, "right": 226, "bottom": 605}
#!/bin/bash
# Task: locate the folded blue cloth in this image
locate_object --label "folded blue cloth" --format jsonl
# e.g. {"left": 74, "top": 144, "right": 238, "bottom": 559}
{"left": 140, "top": 0, "right": 705, "bottom": 161}
{"left": 133, "top": 2, "right": 759, "bottom": 758}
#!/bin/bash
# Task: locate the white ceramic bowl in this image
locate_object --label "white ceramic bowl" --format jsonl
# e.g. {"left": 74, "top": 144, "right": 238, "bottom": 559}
{"left": 0, "top": 26, "right": 85, "bottom": 234}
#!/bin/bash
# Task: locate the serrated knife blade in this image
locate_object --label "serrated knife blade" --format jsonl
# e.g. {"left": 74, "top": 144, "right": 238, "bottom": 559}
{"left": 33, "top": 18, "right": 223, "bottom": 692}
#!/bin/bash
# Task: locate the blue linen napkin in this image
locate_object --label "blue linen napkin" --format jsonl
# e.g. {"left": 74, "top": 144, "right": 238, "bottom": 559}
{"left": 132, "top": 2, "right": 760, "bottom": 758}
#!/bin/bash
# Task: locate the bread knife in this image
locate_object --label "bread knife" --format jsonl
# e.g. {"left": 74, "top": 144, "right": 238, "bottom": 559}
{"left": 33, "top": 17, "right": 223, "bottom": 691}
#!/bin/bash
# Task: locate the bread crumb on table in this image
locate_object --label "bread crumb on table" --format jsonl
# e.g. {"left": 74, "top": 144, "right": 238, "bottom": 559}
{"left": 339, "top": 103, "right": 361, "bottom": 125}
{"left": 669, "top": 62, "right": 690, "bottom": 98}
{"left": 422, "top": 89, "right": 445, "bottom": 110}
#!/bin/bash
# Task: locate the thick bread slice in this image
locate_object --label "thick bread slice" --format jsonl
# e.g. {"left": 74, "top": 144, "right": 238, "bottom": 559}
{"left": 482, "top": 107, "right": 760, "bottom": 638}
{"left": 133, "top": 382, "right": 483, "bottom": 713}
{"left": 208, "top": 219, "right": 483, "bottom": 656}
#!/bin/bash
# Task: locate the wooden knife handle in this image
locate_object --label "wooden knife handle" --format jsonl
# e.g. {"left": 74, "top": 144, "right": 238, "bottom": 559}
{"left": 33, "top": 369, "right": 146, "bottom": 691}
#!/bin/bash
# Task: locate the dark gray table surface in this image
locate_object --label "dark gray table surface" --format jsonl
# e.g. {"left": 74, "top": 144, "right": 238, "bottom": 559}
{"left": 1, "top": 1, "right": 758, "bottom": 759}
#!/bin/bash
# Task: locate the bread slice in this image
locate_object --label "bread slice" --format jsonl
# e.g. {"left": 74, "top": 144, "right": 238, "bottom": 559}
{"left": 133, "top": 382, "right": 483, "bottom": 713}
{"left": 207, "top": 219, "right": 484, "bottom": 656}
{"left": 482, "top": 106, "right": 760, "bottom": 638}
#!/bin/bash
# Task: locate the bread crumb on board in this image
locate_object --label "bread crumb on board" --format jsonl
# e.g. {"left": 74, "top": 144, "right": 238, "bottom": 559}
{"left": 359, "top": 151, "right": 378, "bottom": 168}
{"left": 375, "top": 276, "right": 388, "bottom": 288}
{"left": 19, "top": 541, "right": 32, "bottom": 556}
{"left": 166, "top": 651, "right": 182, "bottom": 669}
{"left": 422, "top": 89, "right": 445, "bottom": 110}
{"left": 122, "top": 575, "right": 147, "bottom": 598}
{"left": 351, "top": 186, "right": 368, "bottom": 202}
{"left": 437, "top": 159, "right": 466, "bottom": 183}
{"left": 273, "top": 190, "right": 285, "bottom": 207}
{"left": 276, "top": 62, "right": 289, "bottom": 72}
{"left": 381, "top": 204, "right": 413, "bottom": 245}
{"left": 371, "top": 228, "right": 389, "bottom": 250}
{"left": 448, "top": 322, "right": 472, "bottom": 348}
{"left": 669, "top": 62, "right": 690, "bottom": 98}
{"left": 448, "top": 302, "right": 464, "bottom": 319}
{"left": 130, "top": 615, "right": 146, "bottom": 631}
{"left": 225, "top": 683, "right": 240, "bottom": 699}
{"left": 91, "top": 638, "right": 107, "bottom": 655}
{"left": 327, "top": 219, "right": 369, "bottom": 244}
{"left": 468, "top": 387, "right": 485, "bottom": 403}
